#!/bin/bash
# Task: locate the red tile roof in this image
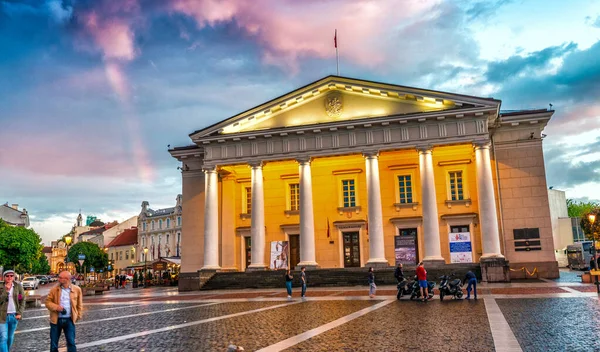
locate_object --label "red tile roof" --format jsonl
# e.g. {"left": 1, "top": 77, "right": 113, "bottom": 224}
{"left": 107, "top": 227, "right": 138, "bottom": 247}
{"left": 42, "top": 246, "right": 52, "bottom": 253}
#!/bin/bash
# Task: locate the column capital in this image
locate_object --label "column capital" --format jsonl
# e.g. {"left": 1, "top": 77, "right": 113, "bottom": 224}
{"left": 248, "top": 161, "right": 264, "bottom": 168}
{"left": 296, "top": 156, "right": 312, "bottom": 164}
{"left": 473, "top": 141, "right": 492, "bottom": 150}
{"left": 416, "top": 145, "right": 433, "bottom": 154}
{"left": 362, "top": 150, "right": 379, "bottom": 158}
{"left": 202, "top": 165, "right": 218, "bottom": 173}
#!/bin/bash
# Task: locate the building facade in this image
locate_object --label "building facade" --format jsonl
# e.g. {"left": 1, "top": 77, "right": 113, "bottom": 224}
{"left": 170, "top": 76, "right": 558, "bottom": 288}
{"left": 106, "top": 227, "right": 138, "bottom": 275}
{"left": 0, "top": 203, "right": 29, "bottom": 227}
{"left": 137, "top": 196, "right": 183, "bottom": 263}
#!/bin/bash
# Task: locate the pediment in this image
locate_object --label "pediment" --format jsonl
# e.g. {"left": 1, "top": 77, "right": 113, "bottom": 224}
{"left": 190, "top": 76, "right": 500, "bottom": 140}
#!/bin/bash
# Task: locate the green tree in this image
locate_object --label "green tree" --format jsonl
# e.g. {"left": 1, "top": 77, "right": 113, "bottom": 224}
{"left": 567, "top": 199, "right": 600, "bottom": 218}
{"left": 31, "top": 253, "right": 51, "bottom": 274}
{"left": 581, "top": 208, "right": 600, "bottom": 242}
{"left": 66, "top": 241, "right": 108, "bottom": 274}
{"left": 0, "top": 219, "right": 43, "bottom": 273}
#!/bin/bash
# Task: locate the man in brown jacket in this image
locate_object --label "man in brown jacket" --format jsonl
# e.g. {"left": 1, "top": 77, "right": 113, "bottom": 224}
{"left": 45, "top": 271, "right": 83, "bottom": 352}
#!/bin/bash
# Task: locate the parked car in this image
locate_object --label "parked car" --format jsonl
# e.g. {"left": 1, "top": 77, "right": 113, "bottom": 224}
{"left": 22, "top": 277, "right": 39, "bottom": 290}
{"left": 36, "top": 275, "right": 49, "bottom": 285}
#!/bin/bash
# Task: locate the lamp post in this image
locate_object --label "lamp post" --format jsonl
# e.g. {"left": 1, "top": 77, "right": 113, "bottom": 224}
{"left": 64, "top": 235, "right": 72, "bottom": 274}
{"left": 143, "top": 247, "right": 148, "bottom": 287}
{"left": 588, "top": 213, "right": 598, "bottom": 294}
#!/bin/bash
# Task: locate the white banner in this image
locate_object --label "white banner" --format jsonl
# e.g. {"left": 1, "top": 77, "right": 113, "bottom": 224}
{"left": 449, "top": 232, "right": 473, "bottom": 263}
{"left": 270, "top": 241, "right": 289, "bottom": 269}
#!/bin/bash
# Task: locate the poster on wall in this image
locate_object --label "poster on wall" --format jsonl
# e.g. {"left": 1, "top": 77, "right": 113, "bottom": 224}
{"left": 270, "top": 241, "right": 289, "bottom": 269}
{"left": 394, "top": 236, "right": 417, "bottom": 265}
{"left": 449, "top": 232, "right": 473, "bottom": 263}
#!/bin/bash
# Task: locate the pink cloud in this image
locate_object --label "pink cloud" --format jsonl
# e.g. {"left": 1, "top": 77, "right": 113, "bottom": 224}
{"left": 545, "top": 104, "right": 600, "bottom": 136}
{"left": 82, "top": 12, "right": 137, "bottom": 61}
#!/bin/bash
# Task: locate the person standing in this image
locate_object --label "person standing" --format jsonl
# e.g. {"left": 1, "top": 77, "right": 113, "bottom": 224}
{"left": 416, "top": 262, "right": 429, "bottom": 302}
{"left": 394, "top": 263, "right": 404, "bottom": 283}
{"left": 284, "top": 269, "right": 293, "bottom": 298}
{"left": 0, "top": 270, "right": 25, "bottom": 352}
{"left": 368, "top": 267, "right": 376, "bottom": 298}
{"left": 464, "top": 271, "right": 478, "bottom": 300}
{"left": 300, "top": 267, "right": 307, "bottom": 298}
{"left": 45, "top": 271, "right": 83, "bottom": 352}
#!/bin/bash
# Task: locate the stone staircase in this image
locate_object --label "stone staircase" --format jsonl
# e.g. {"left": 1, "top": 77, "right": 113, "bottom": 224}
{"left": 200, "top": 264, "right": 481, "bottom": 291}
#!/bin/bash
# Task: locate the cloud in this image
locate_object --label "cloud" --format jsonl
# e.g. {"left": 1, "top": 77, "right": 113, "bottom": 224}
{"left": 45, "top": 0, "right": 72, "bottom": 23}
{"left": 465, "top": 0, "right": 512, "bottom": 21}
{"left": 544, "top": 145, "right": 600, "bottom": 189}
{"left": 585, "top": 15, "right": 600, "bottom": 28}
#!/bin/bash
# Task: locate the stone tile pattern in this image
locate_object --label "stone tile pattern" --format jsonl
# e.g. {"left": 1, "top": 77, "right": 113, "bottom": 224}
{"left": 497, "top": 298, "right": 600, "bottom": 352}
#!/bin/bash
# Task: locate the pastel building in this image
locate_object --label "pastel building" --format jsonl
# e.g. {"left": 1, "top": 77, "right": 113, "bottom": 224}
{"left": 170, "top": 76, "right": 558, "bottom": 288}
{"left": 137, "top": 196, "right": 183, "bottom": 263}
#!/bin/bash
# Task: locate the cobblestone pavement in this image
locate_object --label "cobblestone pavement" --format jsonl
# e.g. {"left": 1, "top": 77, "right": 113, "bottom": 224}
{"left": 11, "top": 269, "right": 600, "bottom": 352}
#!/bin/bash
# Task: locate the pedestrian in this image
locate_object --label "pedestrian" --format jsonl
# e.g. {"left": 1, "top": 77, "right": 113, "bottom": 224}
{"left": 300, "top": 267, "right": 307, "bottom": 298}
{"left": 590, "top": 256, "right": 596, "bottom": 271}
{"left": 368, "top": 267, "right": 376, "bottom": 298}
{"left": 121, "top": 275, "right": 126, "bottom": 289}
{"left": 416, "top": 261, "right": 429, "bottom": 302}
{"left": 45, "top": 271, "right": 83, "bottom": 352}
{"left": 284, "top": 269, "right": 293, "bottom": 298}
{"left": 394, "top": 263, "right": 404, "bottom": 283}
{"left": 464, "top": 270, "right": 478, "bottom": 300}
{"left": 0, "top": 270, "right": 25, "bottom": 352}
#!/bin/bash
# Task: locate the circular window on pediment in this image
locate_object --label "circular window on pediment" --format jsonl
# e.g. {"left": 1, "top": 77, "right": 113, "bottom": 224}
{"left": 325, "top": 93, "right": 343, "bottom": 118}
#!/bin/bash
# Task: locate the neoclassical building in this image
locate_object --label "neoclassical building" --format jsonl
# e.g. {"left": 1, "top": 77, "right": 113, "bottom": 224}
{"left": 137, "top": 196, "right": 183, "bottom": 262}
{"left": 170, "top": 76, "right": 557, "bottom": 288}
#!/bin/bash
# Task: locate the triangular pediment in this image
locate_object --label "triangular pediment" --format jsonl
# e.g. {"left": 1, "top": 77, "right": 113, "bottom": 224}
{"left": 190, "top": 76, "right": 500, "bottom": 140}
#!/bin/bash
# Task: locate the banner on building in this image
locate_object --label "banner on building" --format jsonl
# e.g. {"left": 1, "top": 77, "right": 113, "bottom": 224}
{"left": 449, "top": 232, "right": 473, "bottom": 263}
{"left": 394, "top": 236, "right": 417, "bottom": 265}
{"left": 270, "top": 241, "right": 289, "bottom": 270}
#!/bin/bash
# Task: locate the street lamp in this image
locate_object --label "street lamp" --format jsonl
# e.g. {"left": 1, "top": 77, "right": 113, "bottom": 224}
{"left": 143, "top": 247, "right": 148, "bottom": 287}
{"left": 590, "top": 214, "right": 597, "bottom": 270}
{"left": 64, "top": 235, "right": 72, "bottom": 274}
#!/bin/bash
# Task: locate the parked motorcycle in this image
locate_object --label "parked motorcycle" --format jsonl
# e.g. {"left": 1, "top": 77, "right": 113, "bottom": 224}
{"left": 396, "top": 278, "right": 412, "bottom": 300}
{"left": 409, "top": 275, "right": 435, "bottom": 300}
{"left": 438, "top": 273, "right": 464, "bottom": 300}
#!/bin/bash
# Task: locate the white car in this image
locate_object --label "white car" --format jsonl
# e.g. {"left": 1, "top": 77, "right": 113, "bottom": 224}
{"left": 22, "top": 277, "right": 39, "bottom": 290}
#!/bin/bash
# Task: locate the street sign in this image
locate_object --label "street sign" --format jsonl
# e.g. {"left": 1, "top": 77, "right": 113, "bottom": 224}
{"left": 78, "top": 254, "right": 85, "bottom": 267}
{"left": 90, "top": 267, "right": 94, "bottom": 273}
{"left": 107, "top": 265, "right": 112, "bottom": 271}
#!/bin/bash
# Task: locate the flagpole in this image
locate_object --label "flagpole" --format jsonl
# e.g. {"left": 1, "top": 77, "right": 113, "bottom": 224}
{"left": 335, "top": 29, "right": 339, "bottom": 76}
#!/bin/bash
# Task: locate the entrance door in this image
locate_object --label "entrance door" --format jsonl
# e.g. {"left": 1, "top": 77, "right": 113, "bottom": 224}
{"left": 396, "top": 228, "right": 418, "bottom": 265}
{"left": 343, "top": 232, "right": 361, "bottom": 267}
{"left": 244, "top": 237, "right": 251, "bottom": 269}
{"left": 289, "top": 235, "right": 300, "bottom": 270}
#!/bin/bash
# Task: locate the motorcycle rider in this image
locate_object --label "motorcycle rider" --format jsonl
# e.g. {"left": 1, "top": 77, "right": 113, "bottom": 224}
{"left": 416, "top": 262, "right": 429, "bottom": 302}
{"left": 394, "top": 263, "right": 404, "bottom": 283}
{"left": 464, "top": 270, "right": 477, "bottom": 300}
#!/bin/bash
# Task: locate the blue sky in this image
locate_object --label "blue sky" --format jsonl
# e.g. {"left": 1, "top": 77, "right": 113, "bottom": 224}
{"left": 1, "top": 0, "right": 599, "bottom": 245}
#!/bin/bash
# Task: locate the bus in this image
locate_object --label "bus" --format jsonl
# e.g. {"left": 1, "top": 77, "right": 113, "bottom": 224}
{"left": 567, "top": 241, "right": 595, "bottom": 270}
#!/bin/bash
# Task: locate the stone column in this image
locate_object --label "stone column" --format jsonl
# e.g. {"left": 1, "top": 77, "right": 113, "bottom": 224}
{"left": 364, "top": 152, "right": 388, "bottom": 267}
{"left": 247, "top": 162, "right": 267, "bottom": 271}
{"left": 475, "top": 142, "right": 504, "bottom": 258}
{"left": 418, "top": 147, "right": 445, "bottom": 263}
{"left": 297, "top": 157, "right": 319, "bottom": 269}
{"left": 202, "top": 166, "right": 220, "bottom": 270}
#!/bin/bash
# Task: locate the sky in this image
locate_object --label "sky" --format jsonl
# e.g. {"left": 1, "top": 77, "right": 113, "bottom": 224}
{"left": 1, "top": 0, "right": 599, "bottom": 245}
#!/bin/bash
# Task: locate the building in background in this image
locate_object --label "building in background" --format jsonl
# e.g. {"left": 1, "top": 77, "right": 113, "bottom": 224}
{"left": 0, "top": 203, "right": 29, "bottom": 227}
{"left": 43, "top": 246, "right": 52, "bottom": 267}
{"left": 106, "top": 227, "right": 138, "bottom": 276}
{"left": 548, "top": 189, "right": 587, "bottom": 267}
{"left": 171, "top": 76, "right": 559, "bottom": 290}
{"left": 78, "top": 221, "right": 117, "bottom": 243}
{"left": 137, "top": 196, "right": 183, "bottom": 263}
{"left": 88, "top": 216, "right": 138, "bottom": 249}
{"left": 49, "top": 240, "right": 68, "bottom": 274}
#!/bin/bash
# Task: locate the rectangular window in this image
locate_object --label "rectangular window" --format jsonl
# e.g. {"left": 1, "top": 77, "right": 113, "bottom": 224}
{"left": 125, "top": 251, "right": 129, "bottom": 260}
{"left": 166, "top": 219, "right": 170, "bottom": 228}
{"left": 142, "top": 222, "right": 146, "bottom": 231}
{"left": 111, "top": 253, "right": 114, "bottom": 261}
{"left": 449, "top": 171, "right": 464, "bottom": 201}
{"left": 159, "top": 220, "right": 163, "bottom": 229}
{"left": 245, "top": 187, "right": 252, "bottom": 214}
{"left": 289, "top": 183, "right": 300, "bottom": 211}
{"left": 177, "top": 217, "right": 181, "bottom": 226}
{"left": 397, "top": 175, "right": 413, "bottom": 204}
{"left": 119, "top": 251, "right": 123, "bottom": 260}
{"left": 151, "top": 221, "right": 155, "bottom": 230}
{"left": 341, "top": 179, "right": 356, "bottom": 207}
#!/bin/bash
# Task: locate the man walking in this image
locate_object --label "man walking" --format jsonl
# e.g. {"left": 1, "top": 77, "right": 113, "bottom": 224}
{"left": 0, "top": 269, "right": 25, "bottom": 352}
{"left": 300, "top": 267, "right": 307, "bottom": 298}
{"left": 464, "top": 270, "right": 478, "bottom": 300}
{"left": 416, "top": 262, "right": 429, "bottom": 302}
{"left": 45, "top": 271, "right": 83, "bottom": 352}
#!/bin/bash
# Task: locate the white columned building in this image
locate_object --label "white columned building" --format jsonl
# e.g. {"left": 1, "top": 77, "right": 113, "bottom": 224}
{"left": 418, "top": 147, "right": 445, "bottom": 263}
{"left": 297, "top": 157, "right": 319, "bottom": 268}
{"left": 474, "top": 142, "right": 504, "bottom": 259}
{"left": 364, "top": 152, "right": 388, "bottom": 267}
{"left": 202, "top": 167, "right": 220, "bottom": 270}
{"left": 248, "top": 162, "right": 267, "bottom": 270}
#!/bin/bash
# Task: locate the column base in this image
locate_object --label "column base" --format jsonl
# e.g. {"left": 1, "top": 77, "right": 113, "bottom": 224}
{"left": 422, "top": 257, "right": 446, "bottom": 268}
{"left": 296, "top": 262, "right": 320, "bottom": 270}
{"left": 480, "top": 257, "right": 510, "bottom": 283}
{"left": 246, "top": 264, "right": 268, "bottom": 272}
{"left": 366, "top": 258, "right": 390, "bottom": 268}
{"left": 200, "top": 266, "right": 221, "bottom": 272}
{"left": 480, "top": 253, "right": 505, "bottom": 260}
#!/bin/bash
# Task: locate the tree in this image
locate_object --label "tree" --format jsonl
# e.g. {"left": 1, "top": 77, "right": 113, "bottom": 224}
{"left": 31, "top": 254, "right": 51, "bottom": 274}
{"left": 581, "top": 208, "right": 600, "bottom": 242}
{"left": 66, "top": 241, "right": 108, "bottom": 274}
{"left": 0, "top": 219, "right": 44, "bottom": 273}
{"left": 567, "top": 199, "right": 600, "bottom": 218}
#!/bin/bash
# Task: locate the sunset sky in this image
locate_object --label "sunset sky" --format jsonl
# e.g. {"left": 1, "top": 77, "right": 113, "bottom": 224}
{"left": 1, "top": 0, "right": 599, "bottom": 245}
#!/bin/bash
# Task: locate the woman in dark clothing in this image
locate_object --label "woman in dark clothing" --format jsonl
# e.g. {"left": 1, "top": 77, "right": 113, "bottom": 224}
{"left": 368, "top": 267, "right": 376, "bottom": 298}
{"left": 285, "top": 269, "right": 293, "bottom": 298}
